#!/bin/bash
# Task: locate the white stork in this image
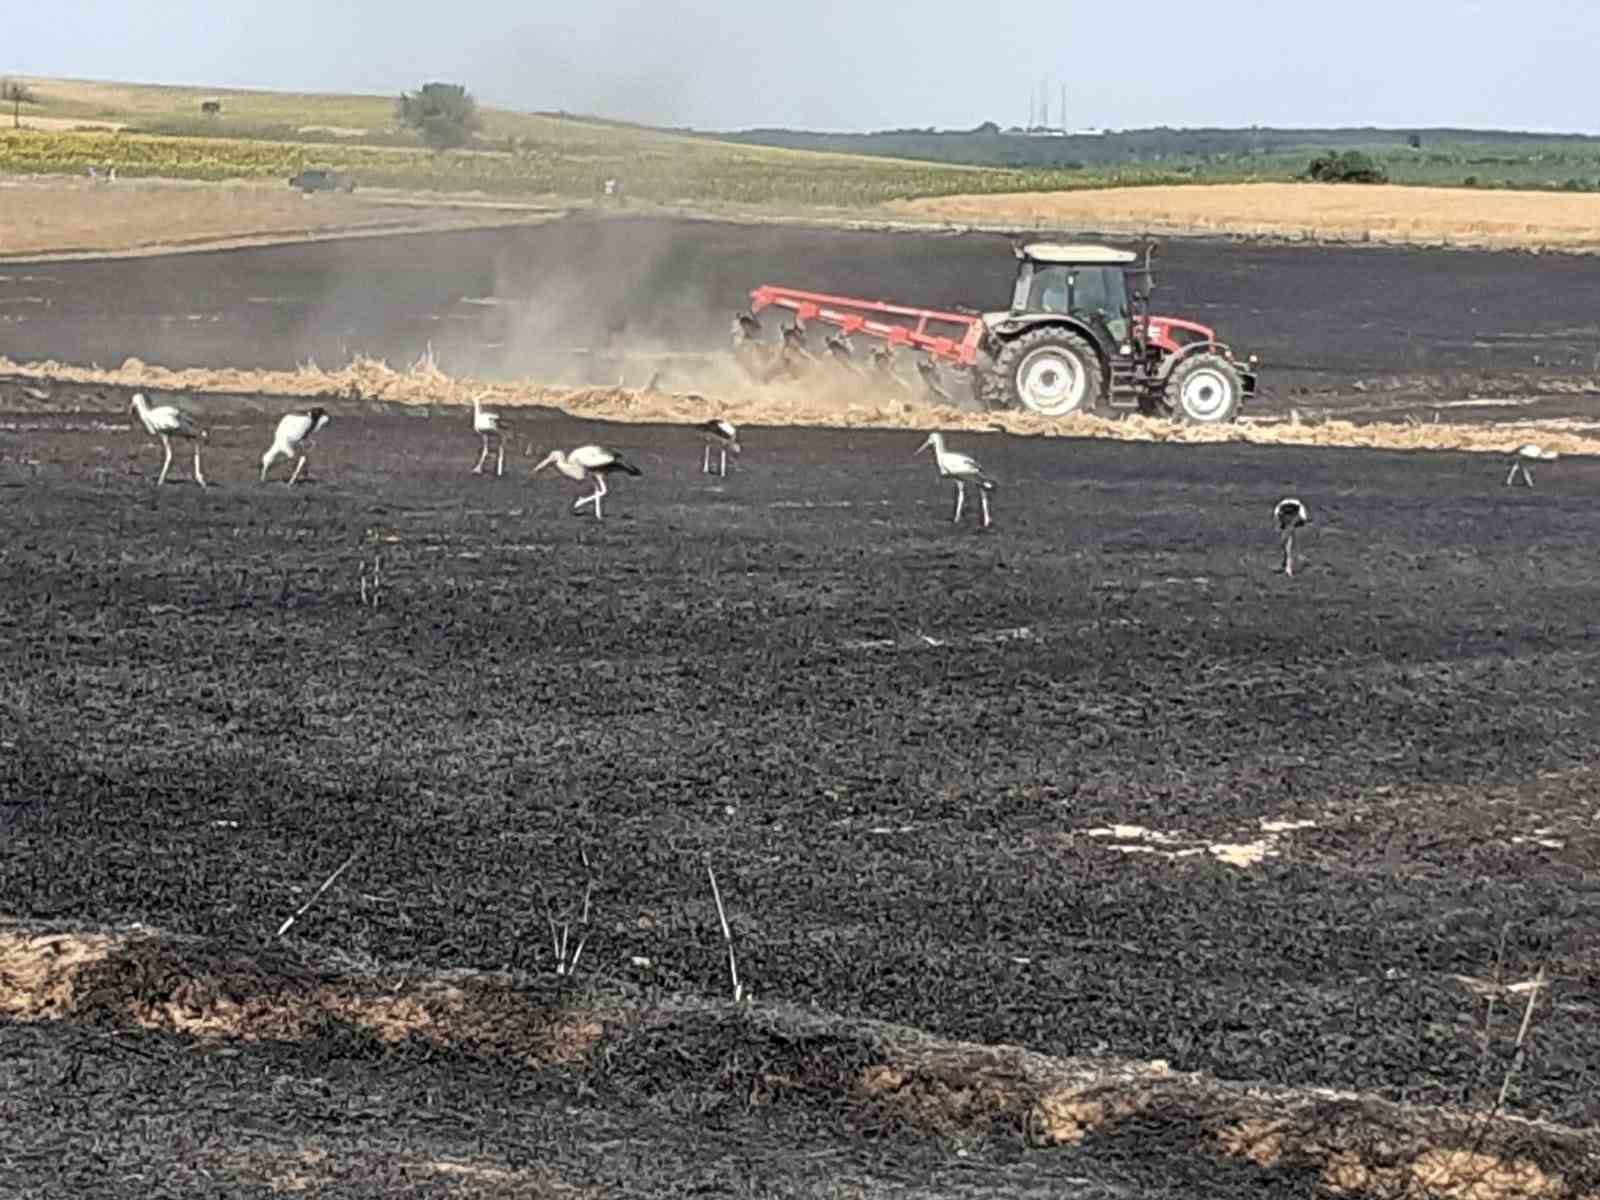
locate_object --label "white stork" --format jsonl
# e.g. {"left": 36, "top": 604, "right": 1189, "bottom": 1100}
{"left": 129, "top": 392, "right": 208, "bottom": 487}
{"left": 260, "top": 407, "right": 330, "bottom": 485}
{"left": 694, "top": 418, "right": 740, "bottom": 477}
{"left": 1274, "top": 497, "right": 1310, "bottom": 577}
{"left": 915, "top": 432, "right": 996, "bottom": 528}
{"left": 532, "top": 444, "right": 642, "bottom": 519}
{"left": 470, "top": 391, "right": 506, "bottom": 477}
{"left": 1504, "top": 443, "right": 1558, "bottom": 488}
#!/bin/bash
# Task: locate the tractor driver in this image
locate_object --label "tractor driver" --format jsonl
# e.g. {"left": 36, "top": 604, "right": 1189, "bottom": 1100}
{"left": 1034, "top": 266, "right": 1131, "bottom": 343}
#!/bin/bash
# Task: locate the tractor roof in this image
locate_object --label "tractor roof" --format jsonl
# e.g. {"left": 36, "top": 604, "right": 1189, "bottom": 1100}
{"left": 1019, "top": 242, "right": 1139, "bottom": 265}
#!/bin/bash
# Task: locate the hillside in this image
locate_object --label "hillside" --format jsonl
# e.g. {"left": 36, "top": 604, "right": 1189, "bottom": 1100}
{"left": 0, "top": 75, "right": 1102, "bottom": 207}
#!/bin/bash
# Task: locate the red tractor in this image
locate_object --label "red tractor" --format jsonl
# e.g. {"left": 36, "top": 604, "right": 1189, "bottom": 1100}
{"left": 743, "top": 241, "right": 1258, "bottom": 423}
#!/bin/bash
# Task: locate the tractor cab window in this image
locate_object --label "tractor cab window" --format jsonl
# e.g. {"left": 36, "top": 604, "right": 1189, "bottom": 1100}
{"left": 1026, "top": 265, "right": 1131, "bottom": 342}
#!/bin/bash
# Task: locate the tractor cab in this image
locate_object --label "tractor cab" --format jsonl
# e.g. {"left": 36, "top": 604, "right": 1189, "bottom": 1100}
{"left": 973, "top": 239, "right": 1256, "bottom": 420}
{"left": 1007, "top": 242, "right": 1137, "bottom": 347}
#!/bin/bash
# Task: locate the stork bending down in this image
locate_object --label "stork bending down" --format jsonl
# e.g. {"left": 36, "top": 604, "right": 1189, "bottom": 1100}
{"left": 130, "top": 392, "right": 208, "bottom": 487}
{"left": 915, "top": 432, "right": 996, "bottom": 528}
{"left": 1274, "top": 497, "right": 1309, "bottom": 577}
{"left": 471, "top": 391, "right": 506, "bottom": 477}
{"left": 532, "top": 444, "right": 642, "bottom": 519}
{"left": 261, "top": 408, "right": 330, "bottom": 485}
{"left": 695, "top": 418, "right": 740, "bottom": 477}
{"left": 1504, "top": 443, "right": 1558, "bottom": 488}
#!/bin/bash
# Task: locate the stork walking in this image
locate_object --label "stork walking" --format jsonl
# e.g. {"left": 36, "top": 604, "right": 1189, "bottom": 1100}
{"left": 1504, "top": 443, "right": 1558, "bottom": 488}
{"left": 470, "top": 391, "right": 507, "bottom": 477}
{"left": 129, "top": 392, "right": 208, "bottom": 487}
{"left": 532, "top": 444, "right": 642, "bottom": 519}
{"left": 260, "top": 408, "right": 330, "bottom": 485}
{"left": 1274, "top": 497, "right": 1309, "bottom": 577}
{"left": 915, "top": 432, "right": 996, "bottom": 528}
{"left": 695, "top": 418, "right": 740, "bottom": 477}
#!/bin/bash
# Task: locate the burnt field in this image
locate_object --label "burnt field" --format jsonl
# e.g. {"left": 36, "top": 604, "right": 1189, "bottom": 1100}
{"left": 6, "top": 214, "right": 1600, "bottom": 401}
{"left": 3, "top": 398, "right": 1600, "bottom": 1196}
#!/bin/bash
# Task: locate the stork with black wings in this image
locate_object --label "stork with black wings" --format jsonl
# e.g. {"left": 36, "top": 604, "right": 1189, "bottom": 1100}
{"left": 1274, "top": 497, "right": 1309, "bottom": 577}
{"left": 916, "top": 432, "right": 996, "bottom": 528}
{"left": 532, "top": 444, "right": 642, "bottom": 519}
{"left": 693, "top": 416, "right": 740, "bottom": 477}
{"left": 261, "top": 408, "right": 331, "bottom": 485}
{"left": 130, "top": 392, "right": 208, "bottom": 487}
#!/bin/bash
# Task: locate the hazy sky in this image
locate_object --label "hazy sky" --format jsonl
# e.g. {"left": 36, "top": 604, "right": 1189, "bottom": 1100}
{"left": 9, "top": 0, "right": 1597, "bottom": 133}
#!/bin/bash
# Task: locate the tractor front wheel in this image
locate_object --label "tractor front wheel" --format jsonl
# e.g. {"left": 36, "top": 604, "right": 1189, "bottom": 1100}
{"left": 995, "top": 327, "right": 1103, "bottom": 417}
{"left": 1166, "top": 352, "right": 1244, "bottom": 424}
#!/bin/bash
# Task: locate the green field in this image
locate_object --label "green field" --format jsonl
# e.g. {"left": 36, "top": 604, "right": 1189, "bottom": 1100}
{"left": 715, "top": 125, "right": 1600, "bottom": 192}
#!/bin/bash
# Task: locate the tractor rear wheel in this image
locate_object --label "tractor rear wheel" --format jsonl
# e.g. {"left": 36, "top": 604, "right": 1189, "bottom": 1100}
{"left": 1166, "top": 352, "right": 1244, "bottom": 424}
{"left": 994, "top": 327, "right": 1102, "bottom": 416}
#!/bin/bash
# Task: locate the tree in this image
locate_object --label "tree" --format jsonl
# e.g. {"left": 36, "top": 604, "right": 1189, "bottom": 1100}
{"left": 1306, "top": 151, "right": 1388, "bottom": 184}
{"left": 395, "top": 82, "right": 481, "bottom": 152}
{"left": 1, "top": 79, "right": 37, "bottom": 130}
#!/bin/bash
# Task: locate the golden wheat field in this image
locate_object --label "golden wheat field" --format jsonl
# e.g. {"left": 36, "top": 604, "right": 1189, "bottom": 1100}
{"left": 893, "top": 183, "right": 1600, "bottom": 250}
{"left": 0, "top": 179, "right": 559, "bottom": 258}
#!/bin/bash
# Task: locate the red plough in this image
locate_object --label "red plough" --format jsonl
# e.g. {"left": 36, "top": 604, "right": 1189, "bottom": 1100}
{"left": 747, "top": 285, "right": 986, "bottom": 367}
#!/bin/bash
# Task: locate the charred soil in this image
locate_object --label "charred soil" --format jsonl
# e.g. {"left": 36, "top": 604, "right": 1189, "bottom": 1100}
{"left": 3, "top": 400, "right": 1600, "bottom": 1196}
{"left": 5, "top": 214, "right": 1600, "bottom": 404}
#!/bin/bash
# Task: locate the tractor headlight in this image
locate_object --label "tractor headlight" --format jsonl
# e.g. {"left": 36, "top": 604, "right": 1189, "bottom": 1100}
{"left": 1249, "top": 354, "right": 1259, "bottom": 364}
{"left": 1119, "top": 344, "right": 1132, "bottom": 356}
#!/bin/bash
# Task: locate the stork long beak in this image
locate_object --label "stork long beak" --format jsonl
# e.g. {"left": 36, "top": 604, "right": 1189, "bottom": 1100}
{"left": 914, "top": 437, "right": 933, "bottom": 457}
{"left": 531, "top": 452, "right": 557, "bottom": 474}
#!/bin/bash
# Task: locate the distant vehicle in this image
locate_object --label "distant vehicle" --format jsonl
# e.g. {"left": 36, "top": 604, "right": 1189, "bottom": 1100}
{"left": 288, "top": 169, "right": 355, "bottom": 194}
